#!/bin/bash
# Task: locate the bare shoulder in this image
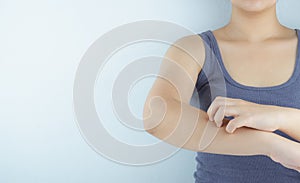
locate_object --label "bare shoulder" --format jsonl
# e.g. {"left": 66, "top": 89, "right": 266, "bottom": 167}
{"left": 146, "top": 34, "right": 207, "bottom": 102}
{"left": 164, "top": 34, "right": 206, "bottom": 75}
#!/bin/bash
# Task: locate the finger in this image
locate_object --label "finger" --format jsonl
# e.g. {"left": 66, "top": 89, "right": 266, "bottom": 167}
{"left": 207, "top": 96, "right": 237, "bottom": 121}
{"left": 225, "top": 116, "right": 248, "bottom": 133}
{"left": 213, "top": 106, "right": 225, "bottom": 127}
{"left": 213, "top": 105, "right": 239, "bottom": 128}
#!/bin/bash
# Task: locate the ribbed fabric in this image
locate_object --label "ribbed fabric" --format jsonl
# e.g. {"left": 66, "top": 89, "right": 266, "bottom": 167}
{"left": 192, "top": 29, "right": 300, "bottom": 183}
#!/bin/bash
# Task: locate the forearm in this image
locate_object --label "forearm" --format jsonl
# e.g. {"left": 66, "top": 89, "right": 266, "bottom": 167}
{"left": 200, "top": 122, "right": 275, "bottom": 156}
{"left": 268, "top": 129, "right": 300, "bottom": 170}
{"left": 143, "top": 97, "right": 274, "bottom": 156}
{"left": 278, "top": 106, "right": 300, "bottom": 142}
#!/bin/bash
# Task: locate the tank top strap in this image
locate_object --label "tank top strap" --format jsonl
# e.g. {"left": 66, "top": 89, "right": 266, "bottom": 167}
{"left": 195, "top": 31, "right": 228, "bottom": 103}
{"left": 292, "top": 28, "right": 300, "bottom": 83}
{"left": 196, "top": 30, "right": 223, "bottom": 90}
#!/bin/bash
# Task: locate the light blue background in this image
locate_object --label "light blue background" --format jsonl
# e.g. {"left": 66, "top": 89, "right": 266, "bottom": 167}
{"left": 1, "top": 0, "right": 300, "bottom": 182}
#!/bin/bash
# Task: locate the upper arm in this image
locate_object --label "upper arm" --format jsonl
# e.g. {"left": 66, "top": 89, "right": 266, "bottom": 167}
{"left": 145, "top": 34, "right": 206, "bottom": 104}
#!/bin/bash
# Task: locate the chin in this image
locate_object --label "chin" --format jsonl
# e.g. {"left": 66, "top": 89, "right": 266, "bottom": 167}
{"left": 231, "top": 0, "right": 277, "bottom": 12}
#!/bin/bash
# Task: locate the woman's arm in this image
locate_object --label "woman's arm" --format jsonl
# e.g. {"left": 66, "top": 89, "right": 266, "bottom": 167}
{"left": 144, "top": 91, "right": 300, "bottom": 171}
{"left": 144, "top": 95, "right": 273, "bottom": 156}
{"left": 269, "top": 129, "right": 300, "bottom": 172}
{"left": 143, "top": 34, "right": 272, "bottom": 156}
{"left": 277, "top": 107, "right": 300, "bottom": 142}
{"left": 143, "top": 35, "right": 300, "bottom": 171}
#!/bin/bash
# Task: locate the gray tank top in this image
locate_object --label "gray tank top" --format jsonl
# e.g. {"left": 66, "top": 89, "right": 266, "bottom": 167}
{"left": 192, "top": 29, "right": 300, "bottom": 183}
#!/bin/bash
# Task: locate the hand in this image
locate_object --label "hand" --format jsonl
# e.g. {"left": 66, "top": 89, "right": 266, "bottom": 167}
{"left": 207, "top": 96, "right": 282, "bottom": 133}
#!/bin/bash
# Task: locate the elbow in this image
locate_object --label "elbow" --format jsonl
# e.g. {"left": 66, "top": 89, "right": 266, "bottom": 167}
{"left": 142, "top": 95, "right": 169, "bottom": 135}
{"left": 144, "top": 126, "right": 157, "bottom": 135}
{"left": 142, "top": 106, "right": 156, "bottom": 134}
{"left": 142, "top": 100, "right": 159, "bottom": 135}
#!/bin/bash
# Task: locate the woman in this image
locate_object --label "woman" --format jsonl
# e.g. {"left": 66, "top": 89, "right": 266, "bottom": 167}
{"left": 143, "top": 0, "right": 300, "bottom": 182}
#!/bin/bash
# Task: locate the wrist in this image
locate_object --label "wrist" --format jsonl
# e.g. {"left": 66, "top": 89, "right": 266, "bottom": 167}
{"left": 272, "top": 105, "right": 286, "bottom": 131}
{"left": 276, "top": 106, "right": 298, "bottom": 132}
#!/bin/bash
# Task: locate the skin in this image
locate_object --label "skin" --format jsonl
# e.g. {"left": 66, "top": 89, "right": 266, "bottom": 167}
{"left": 208, "top": 0, "right": 300, "bottom": 170}
{"left": 143, "top": 0, "right": 300, "bottom": 173}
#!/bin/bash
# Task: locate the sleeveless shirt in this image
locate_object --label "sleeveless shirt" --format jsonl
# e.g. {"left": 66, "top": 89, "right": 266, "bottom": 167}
{"left": 191, "top": 29, "right": 300, "bottom": 183}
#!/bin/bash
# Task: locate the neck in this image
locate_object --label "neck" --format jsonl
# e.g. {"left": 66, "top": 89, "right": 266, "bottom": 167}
{"left": 224, "top": 4, "right": 284, "bottom": 42}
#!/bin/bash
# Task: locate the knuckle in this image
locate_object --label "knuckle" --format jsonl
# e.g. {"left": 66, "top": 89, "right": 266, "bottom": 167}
{"left": 230, "top": 119, "right": 238, "bottom": 125}
{"left": 217, "top": 106, "right": 224, "bottom": 116}
{"left": 215, "top": 96, "right": 223, "bottom": 102}
{"left": 216, "top": 96, "right": 222, "bottom": 100}
{"left": 213, "top": 114, "right": 218, "bottom": 122}
{"left": 219, "top": 105, "right": 225, "bottom": 111}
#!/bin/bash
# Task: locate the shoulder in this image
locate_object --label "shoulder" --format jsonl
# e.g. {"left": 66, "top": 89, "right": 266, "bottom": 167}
{"left": 164, "top": 33, "right": 207, "bottom": 73}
